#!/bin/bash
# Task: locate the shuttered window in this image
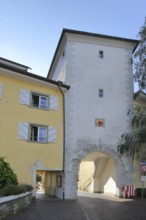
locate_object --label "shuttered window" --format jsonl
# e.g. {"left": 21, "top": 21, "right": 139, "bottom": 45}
{"left": 0, "top": 82, "right": 2, "bottom": 99}
{"left": 20, "top": 89, "right": 58, "bottom": 110}
{"left": 50, "top": 96, "right": 58, "bottom": 110}
{"left": 18, "top": 122, "right": 57, "bottom": 143}
{"left": 30, "top": 125, "right": 47, "bottom": 143}
{"left": 48, "top": 126, "right": 57, "bottom": 143}
{"left": 20, "top": 89, "right": 31, "bottom": 105}
{"left": 31, "top": 93, "right": 49, "bottom": 109}
{"left": 18, "top": 122, "right": 29, "bottom": 140}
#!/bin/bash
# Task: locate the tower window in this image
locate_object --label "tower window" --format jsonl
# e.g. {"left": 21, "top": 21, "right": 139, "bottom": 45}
{"left": 99, "top": 50, "right": 104, "bottom": 58}
{"left": 99, "top": 89, "right": 103, "bottom": 97}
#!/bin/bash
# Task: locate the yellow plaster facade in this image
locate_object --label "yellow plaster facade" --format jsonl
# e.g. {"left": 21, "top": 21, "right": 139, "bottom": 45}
{"left": 0, "top": 62, "right": 68, "bottom": 198}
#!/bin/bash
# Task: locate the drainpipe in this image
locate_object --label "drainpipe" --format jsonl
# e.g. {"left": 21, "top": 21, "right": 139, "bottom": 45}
{"left": 57, "top": 81, "right": 68, "bottom": 201}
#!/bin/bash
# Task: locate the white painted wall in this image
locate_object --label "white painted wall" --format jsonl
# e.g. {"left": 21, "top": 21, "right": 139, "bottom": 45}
{"left": 100, "top": 158, "right": 116, "bottom": 195}
{"left": 78, "top": 161, "right": 94, "bottom": 190}
{"left": 66, "top": 41, "right": 133, "bottom": 145}
{"left": 49, "top": 32, "right": 137, "bottom": 199}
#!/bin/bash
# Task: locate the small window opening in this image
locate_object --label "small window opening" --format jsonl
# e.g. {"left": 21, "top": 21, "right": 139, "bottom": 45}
{"left": 32, "top": 94, "right": 48, "bottom": 109}
{"left": 99, "top": 89, "right": 103, "bottom": 97}
{"left": 30, "top": 126, "right": 38, "bottom": 141}
{"left": 99, "top": 50, "right": 103, "bottom": 58}
{"left": 30, "top": 125, "right": 47, "bottom": 142}
{"left": 32, "top": 94, "right": 39, "bottom": 107}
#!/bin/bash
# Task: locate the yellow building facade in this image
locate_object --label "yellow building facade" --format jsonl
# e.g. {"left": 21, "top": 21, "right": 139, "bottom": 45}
{"left": 0, "top": 58, "right": 69, "bottom": 198}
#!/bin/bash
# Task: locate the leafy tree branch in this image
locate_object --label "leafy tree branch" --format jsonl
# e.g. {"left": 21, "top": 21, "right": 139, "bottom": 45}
{"left": 118, "top": 17, "right": 146, "bottom": 159}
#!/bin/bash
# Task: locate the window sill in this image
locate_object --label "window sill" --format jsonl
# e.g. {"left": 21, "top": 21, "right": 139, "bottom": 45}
{"left": 28, "top": 140, "right": 48, "bottom": 144}
{"left": 29, "top": 106, "right": 50, "bottom": 111}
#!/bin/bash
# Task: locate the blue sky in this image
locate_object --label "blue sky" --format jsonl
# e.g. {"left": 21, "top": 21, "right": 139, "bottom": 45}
{"left": 0, "top": 0, "right": 146, "bottom": 77}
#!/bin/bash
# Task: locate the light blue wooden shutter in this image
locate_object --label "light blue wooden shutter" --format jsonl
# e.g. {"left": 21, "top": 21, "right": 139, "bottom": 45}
{"left": 50, "top": 96, "right": 58, "bottom": 110}
{"left": 48, "top": 126, "right": 57, "bottom": 143}
{"left": 18, "top": 122, "right": 29, "bottom": 140}
{"left": 20, "top": 89, "right": 30, "bottom": 105}
{"left": 0, "top": 82, "right": 2, "bottom": 99}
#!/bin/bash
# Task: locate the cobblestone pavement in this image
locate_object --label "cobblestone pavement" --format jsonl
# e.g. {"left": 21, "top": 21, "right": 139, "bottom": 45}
{"left": 3, "top": 191, "right": 146, "bottom": 220}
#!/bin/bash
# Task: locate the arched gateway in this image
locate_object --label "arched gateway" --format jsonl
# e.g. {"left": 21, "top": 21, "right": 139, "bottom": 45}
{"left": 64, "top": 143, "right": 133, "bottom": 199}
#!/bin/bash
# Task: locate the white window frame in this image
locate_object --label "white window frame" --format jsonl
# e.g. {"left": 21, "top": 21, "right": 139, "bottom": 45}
{"left": 31, "top": 93, "right": 49, "bottom": 109}
{"left": 20, "top": 89, "right": 58, "bottom": 111}
{"left": 30, "top": 124, "right": 47, "bottom": 143}
{"left": 18, "top": 122, "right": 57, "bottom": 143}
{"left": 99, "top": 89, "right": 103, "bottom": 97}
{"left": 39, "top": 95, "right": 48, "bottom": 109}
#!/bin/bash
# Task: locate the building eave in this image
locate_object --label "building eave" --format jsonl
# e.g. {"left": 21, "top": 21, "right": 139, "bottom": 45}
{"left": 47, "top": 28, "right": 139, "bottom": 78}
{"left": 0, "top": 62, "right": 70, "bottom": 90}
{"left": 0, "top": 57, "right": 31, "bottom": 70}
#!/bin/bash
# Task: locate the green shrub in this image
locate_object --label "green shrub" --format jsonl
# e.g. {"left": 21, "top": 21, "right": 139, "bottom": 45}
{"left": 0, "top": 157, "right": 18, "bottom": 188}
{"left": 0, "top": 184, "right": 33, "bottom": 196}
{"left": 19, "top": 184, "right": 33, "bottom": 192}
{"left": 0, "top": 185, "right": 25, "bottom": 196}
{"left": 135, "top": 188, "right": 146, "bottom": 198}
{"left": 36, "top": 174, "right": 42, "bottom": 182}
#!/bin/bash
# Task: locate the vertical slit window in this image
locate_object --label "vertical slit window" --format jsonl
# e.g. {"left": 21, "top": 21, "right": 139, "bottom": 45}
{"left": 99, "top": 89, "right": 103, "bottom": 97}
{"left": 99, "top": 50, "right": 104, "bottom": 58}
{"left": 32, "top": 94, "right": 39, "bottom": 107}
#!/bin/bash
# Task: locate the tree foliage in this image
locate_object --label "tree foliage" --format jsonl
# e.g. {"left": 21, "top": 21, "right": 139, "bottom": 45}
{"left": 118, "top": 17, "right": 146, "bottom": 159}
{"left": 0, "top": 157, "right": 18, "bottom": 189}
{"left": 118, "top": 106, "right": 146, "bottom": 159}
{"left": 134, "top": 17, "right": 146, "bottom": 91}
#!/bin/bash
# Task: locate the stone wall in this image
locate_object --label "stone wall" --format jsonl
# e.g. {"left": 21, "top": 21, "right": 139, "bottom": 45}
{"left": 0, "top": 192, "right": 32, "bottom": 219}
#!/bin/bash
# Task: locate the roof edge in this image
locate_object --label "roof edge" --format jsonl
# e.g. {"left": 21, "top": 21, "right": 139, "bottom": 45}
{"left": 47, "top": 28, "right": 139, "bottom": 78}
{"left": 63, "top": 28, "right": 139, "bottom": 44}
{"left": 0, "top": 62, "right": 70, "bottom": 90}
{"left": 0, "top": 57, "right": 31, "bottom": 70}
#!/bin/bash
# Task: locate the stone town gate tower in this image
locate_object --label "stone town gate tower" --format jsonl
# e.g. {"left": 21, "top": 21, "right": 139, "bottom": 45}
{"left": 47, "top": 29, "right": 138, "bottom": 199}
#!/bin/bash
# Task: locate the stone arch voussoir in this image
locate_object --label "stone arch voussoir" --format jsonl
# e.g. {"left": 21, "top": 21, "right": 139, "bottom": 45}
{"left": 72, "top": 143, "right": 125, "bottom": 173}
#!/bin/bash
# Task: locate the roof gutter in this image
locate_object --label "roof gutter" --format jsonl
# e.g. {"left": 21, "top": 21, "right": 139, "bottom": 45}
{"left": 0, "top": 63, "right": 70, "bottom": 90}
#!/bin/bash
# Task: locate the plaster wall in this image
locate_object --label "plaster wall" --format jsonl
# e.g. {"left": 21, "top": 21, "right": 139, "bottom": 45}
{"left": 49, "top": 34, "right": 136, "bottom": 199}
{"left": 78, "top": 161, "right": 94, "bottom": 190}
{"left": 65, "top": 41, "right": 133, "bottom": 144}
{"left": 100, "top": 158, "right": 116, "bottom": 195}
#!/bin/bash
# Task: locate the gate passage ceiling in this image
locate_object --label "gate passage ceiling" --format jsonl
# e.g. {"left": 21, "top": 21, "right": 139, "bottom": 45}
{"left": 83, "top": 152, "right": 108, "bottom": 161}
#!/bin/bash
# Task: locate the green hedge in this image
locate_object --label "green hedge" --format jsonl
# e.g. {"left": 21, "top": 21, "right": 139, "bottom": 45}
{"left": 0, "top": 184, "right": 33, "bottom": 196}
{"left": 0, "top": 157, "right": 18, "bottom": 188}
{"left": 135, "top": 188, "right": 146, "bottom": 198}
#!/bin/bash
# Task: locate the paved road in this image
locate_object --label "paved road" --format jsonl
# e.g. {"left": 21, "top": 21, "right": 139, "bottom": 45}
{"left": 3, "top": 192, "right": 146, "bottom": 220}
{"left": 78, "top": 192, "right": 146, "bottom": 220}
